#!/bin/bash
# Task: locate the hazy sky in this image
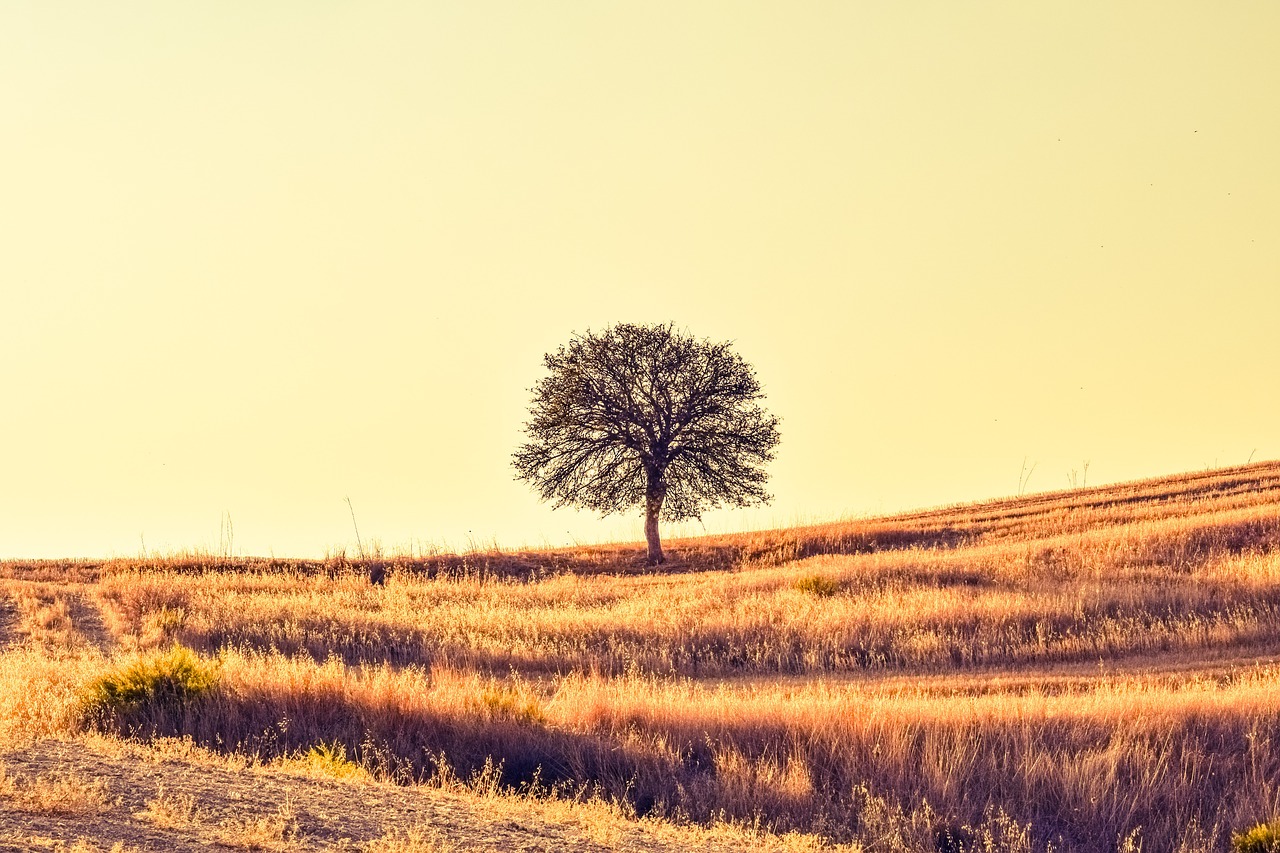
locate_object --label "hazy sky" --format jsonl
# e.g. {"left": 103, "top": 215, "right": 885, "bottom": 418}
{"left": 3, "top": 2, "right": 1278, "bottom": 559}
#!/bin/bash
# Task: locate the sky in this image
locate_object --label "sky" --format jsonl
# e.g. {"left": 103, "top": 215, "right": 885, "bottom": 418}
{"left": 2, "top": 2, "right": 1278, "bottom": 559}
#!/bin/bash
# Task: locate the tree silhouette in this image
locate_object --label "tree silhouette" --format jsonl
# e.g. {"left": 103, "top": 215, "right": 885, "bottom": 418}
{"left": 513, "top": 323, "right": 780, "bottom": 564}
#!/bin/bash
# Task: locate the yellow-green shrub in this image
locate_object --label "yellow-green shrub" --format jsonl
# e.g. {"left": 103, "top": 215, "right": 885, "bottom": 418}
{"left": 791, "top": 574, "right": 840, "bottom": 598}
{"left": 291, "top": 741, "right": 371, "bottom": 781}
{"left": 81, "top": 644, "right": 219, "bottom": 724}
{"left": 1234, "top": 821, "right": 1280, "bottom": 853}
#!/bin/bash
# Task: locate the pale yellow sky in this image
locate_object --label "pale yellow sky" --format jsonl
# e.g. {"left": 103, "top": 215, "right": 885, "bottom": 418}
{"left": 2, "top": 2, "right": 1277, "bottom": 559}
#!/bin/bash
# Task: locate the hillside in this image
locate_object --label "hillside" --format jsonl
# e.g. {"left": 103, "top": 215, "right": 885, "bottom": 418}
{"left": 4, "top": 461, "right": 1280, "bottom": 851}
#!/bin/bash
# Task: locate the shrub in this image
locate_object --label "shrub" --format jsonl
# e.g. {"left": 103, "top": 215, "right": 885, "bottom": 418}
{"left": 791, "top": 574, "right": 840, "bottom": 598}
{"left": 81, "top": 644, "right": 219, "bottom": 725}
{"left": 291, "top": 741, "right": 371, "bottom": 781}
{"left": 1234, "top": 821, "right": 1280, "bottom": 853}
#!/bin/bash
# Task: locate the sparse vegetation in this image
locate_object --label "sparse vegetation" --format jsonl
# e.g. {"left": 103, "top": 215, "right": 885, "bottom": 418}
{"left": 211, "top": 801, "right": 300, "bottom": 851}
{"left": 135, "top": 785, "right": 300, "bottom": 850}
{"left": 0, "top": 763, "right": 111, "bottom": 814}
{"left": 134, "top": 784, "right": 202, "bottom": 829}
{"left": 361, "top": 826, "right": 456, "bottom": 853}
{"left": 3, "top": 460, "right": 1280, "bottom": 851}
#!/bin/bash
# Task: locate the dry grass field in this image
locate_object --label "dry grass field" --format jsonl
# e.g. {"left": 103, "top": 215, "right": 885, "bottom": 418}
{"left": 5, "top": 461, "right": 1280, "bottom": 851}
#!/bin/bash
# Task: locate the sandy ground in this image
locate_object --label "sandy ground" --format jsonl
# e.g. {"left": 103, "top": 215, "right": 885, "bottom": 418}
{"left": 0, "top": 737, "right": 781, "bottom": 852}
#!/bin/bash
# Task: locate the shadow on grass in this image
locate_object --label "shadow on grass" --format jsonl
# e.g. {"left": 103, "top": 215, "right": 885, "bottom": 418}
{"left": 81, "top": 662, "right": 1280, "bottom": 851}
{"left": 87, "top": 676, "right": 680, "bottom": 816}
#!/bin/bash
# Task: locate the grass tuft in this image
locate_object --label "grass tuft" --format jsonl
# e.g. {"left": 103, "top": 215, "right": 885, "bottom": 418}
{"left": 790, "top": 574, "right": 840, "bottom": 598}
{"left": 1234, "top": 821, "right": 1280, "bottom": 853}
{"left": 476, "top": 684, "right": 546, "bottom": 725}
{"left": 287, "top": 740, "right": 372, "bottom": 782}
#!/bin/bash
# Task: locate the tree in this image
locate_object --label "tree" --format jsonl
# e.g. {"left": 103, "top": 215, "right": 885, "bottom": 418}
{"left": 513, "top": 323, "right": 780, "bottom": 565}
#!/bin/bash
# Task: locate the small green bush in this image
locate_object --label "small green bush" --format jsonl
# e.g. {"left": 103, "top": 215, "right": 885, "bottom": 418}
{"left": 82, "top": 644, "right": 219, "bottom": 722}
{"left": 1234, "top": 821, "right": 1280, "bottom": 853}
{"left": 791, "top": 574, "right": 840, "bottom": 598}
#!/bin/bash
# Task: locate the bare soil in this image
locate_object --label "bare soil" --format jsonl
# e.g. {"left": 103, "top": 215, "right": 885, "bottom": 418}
{"left": 0, "top": 738, "right": 774, "bottom": 852}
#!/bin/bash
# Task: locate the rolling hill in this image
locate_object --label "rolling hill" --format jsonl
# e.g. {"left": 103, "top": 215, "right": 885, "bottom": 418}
{"left": 4, "top": 460, "right": 1280, "bottom": 851}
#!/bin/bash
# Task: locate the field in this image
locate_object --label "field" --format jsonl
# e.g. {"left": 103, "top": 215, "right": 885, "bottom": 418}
{"left": 4, "top": 461, "right": 1280, "bottom": 851}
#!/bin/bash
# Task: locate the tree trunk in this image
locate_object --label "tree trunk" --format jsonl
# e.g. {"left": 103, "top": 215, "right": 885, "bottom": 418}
{"left": 644, "top": 476, "right": 666, "bottom": 565}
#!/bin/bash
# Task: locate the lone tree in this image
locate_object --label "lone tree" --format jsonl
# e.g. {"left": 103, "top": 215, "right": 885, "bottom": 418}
{"left": 513, "top": 323, "right": 780, "bottom": 565}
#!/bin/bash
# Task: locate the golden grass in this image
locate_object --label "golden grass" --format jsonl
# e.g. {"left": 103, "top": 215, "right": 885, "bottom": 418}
{"left": 1, "top": 581, "right": 98, "bottom": 655}
{"left": 0, "top": 648, "right": 98, "bottom": 746}
{"left": 93, "top": 520, "right": 1280, "bottom": 678}
{"left": 27, "top": 636, "right": 1275, "bottom": 848}
{"left": 6, "top": 460, "right": 1280, "bottom": 850}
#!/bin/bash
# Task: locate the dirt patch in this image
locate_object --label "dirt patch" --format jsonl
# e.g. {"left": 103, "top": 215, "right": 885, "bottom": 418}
{"left": 0, "top": 597, "right": 14, "bottom": 650}
{"left": 0, "top": 738, "right": 807, "bottom": 853}
{"left": 67, "top": 593, "right": 115, "bottom": 656}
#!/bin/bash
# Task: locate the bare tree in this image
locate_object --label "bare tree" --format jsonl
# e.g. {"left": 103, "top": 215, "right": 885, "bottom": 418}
{"left": 513, "top": 323, "right": 780, "bottom": 565}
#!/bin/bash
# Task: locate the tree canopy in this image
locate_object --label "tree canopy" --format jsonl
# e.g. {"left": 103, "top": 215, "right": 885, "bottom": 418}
{"left": 513, "top": 323, "right": 780, "bottom": 563}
